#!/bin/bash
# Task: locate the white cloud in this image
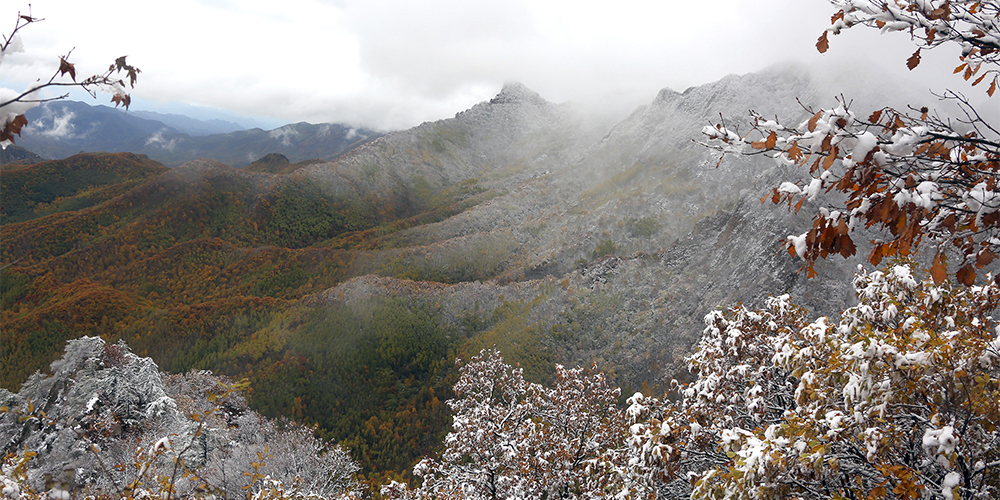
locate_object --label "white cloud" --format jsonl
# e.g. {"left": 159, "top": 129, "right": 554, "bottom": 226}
{"left": 268, "top": 126, "right": 299, "bottom": 147}
{"left": 0, "top": 32, "right": 24, "bottom": 64}
{"left": 39, "top": 108, "right": 76, "bottom": 139}
{"left": 0, "top": 1, "right": 988, "bottom": 132}
{"left": 145, "top": 130, "right": 177, "bottom": 151}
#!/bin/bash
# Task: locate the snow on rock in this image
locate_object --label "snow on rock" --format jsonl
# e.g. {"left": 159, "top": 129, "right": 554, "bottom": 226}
{"left": 0, "top": 337, "right": 182, "bottom": 493}
{"left": 0, "top": 338, "right": 362, "bottom": 499}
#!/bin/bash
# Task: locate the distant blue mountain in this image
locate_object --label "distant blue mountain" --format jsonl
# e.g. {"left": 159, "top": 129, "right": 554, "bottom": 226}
{"left": 17, "top": 101, "right": 382, "bottom": 167}
{"left": 129, "top": 109, "right": 246, "bottom": 136}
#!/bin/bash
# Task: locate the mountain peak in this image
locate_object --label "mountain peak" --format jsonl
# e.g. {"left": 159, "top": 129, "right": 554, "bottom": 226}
{"left": 653, "top": 87, "right": 682, "bottom": 103}
{"left": 489, "top": 82, "right": 549, "bottom": 106}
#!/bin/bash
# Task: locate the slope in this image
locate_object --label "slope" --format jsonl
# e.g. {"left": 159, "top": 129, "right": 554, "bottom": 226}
{"left": 1, "top": 68, "right": 889, "bottom": 480}
{"left": 0, "top": 152, "right": 168, "bottom": 224}
{"left": 0, "top": 82, "right": 612, "bottom": 480}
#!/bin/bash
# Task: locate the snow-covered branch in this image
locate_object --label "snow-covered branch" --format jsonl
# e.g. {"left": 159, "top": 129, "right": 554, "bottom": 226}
{"left": 703, "top": 1, "right": 1000, "bottom": 283}
{"left": 0, "top": 7, "right": 139, "bottom": 149}
{"left": 626, "top": 264, "right": 1000, "bottom": 499}
{"left": 385, "top": 349, "right": 631, "bottom": 500}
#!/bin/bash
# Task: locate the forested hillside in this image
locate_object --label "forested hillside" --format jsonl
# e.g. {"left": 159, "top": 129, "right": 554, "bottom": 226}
{"left": 1, "top": 152, "right": 167, "bottom": 224}
{"left": 1, "top": 69, "right": 908, "bottom": 481}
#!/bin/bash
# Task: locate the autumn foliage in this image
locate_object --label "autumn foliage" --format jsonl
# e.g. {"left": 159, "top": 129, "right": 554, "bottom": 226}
{"left": 627, "top": 263, "right": 1000, "bottom": 499}
{"left": 0, "top": 150, "right": 509, "bottom": 479}
{"left": 6, "top": 262, "right": 1000, "bottom": 500}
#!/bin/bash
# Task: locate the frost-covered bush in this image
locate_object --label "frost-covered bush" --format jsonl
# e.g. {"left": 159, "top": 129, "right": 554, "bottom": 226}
{"left": 627, "top": 264, "right": 1000, "bottom": 499}
{"left": 0, "top": 337, "right": 361, "bottom": 500}
{"left": 1, "top": 337, "right": 182, "bottom": 493}
{"left": 383, "top": 349, "right": 629, "bottom": 500}
{"left": 331, "top": 263, "right": 1000, "bottom": 499}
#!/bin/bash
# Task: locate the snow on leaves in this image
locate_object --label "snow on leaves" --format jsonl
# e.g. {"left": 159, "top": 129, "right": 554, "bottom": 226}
{"left": 706, "top": 87, "right": 999, "bottom": 282}
{"left": 627, "top": 264, "right": 1000, "bottom": 500}
{"left": 383, "top": 349, "right": 632, "bottom": 500}
{"left": 827, "top": 1, "right": 1000, "bottom": 96}
{"left": 383, "top": 264, "right": 999, "bottom": 499}
{"left": 704, "top": 1, "right": 1000, "bottom": 283}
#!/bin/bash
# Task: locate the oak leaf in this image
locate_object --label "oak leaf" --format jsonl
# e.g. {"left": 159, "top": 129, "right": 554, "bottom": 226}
{"left": 928, "top": 6, "right": 949, "bottom": 20}
{"left": 906, "top": 48, "right": 922, "bottom": 70}
{"left": 941, "top": 213, "right": 958, "bottom": 233}
{"left": 823, "top": 147, "right": 838, "bottom": 170}
{"left": 976, "top": 250, "right": 995, "bottom": 269}
{"left": 870, "top": 243, "right": 886, "bottom": 266}
{"left": 817, "top": 31, "right": 829, "bottom": 54}
{"left": 0, "top": 114, "right": 29, "bottom": 143}
{"left": 820, "top": 134, "right": 833, "bottom": 153}
{"left": 807, "top": 111, "right": 823, "bottom": 132}
{"left": 957, "top": 264, "right": 976, "bottom": 286}
{"left": 837, "top": 235, "right": 856, "bottom": 257}
{"left": 786, "top": 142, "right": 802, "bottom": 161}
{"left": 764, "top": 130, "right": 777, "bottom": 149}
{"left": 58, "top": 56, "right": 76, "bottom": 82}
{"left": 930, "top": 253, "right": 948, "bottom": 284}
{"left": 111, "top": 93, "right": 131, "bottom": 110}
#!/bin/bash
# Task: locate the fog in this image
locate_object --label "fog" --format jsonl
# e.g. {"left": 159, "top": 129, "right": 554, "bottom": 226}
{"left": 0, "top": 1, "right": 994, "bottom": 131}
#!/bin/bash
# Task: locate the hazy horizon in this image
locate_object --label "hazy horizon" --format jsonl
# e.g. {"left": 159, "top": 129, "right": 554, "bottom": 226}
{"left": 3, "top": 1, "right": 993, "bottom": 132}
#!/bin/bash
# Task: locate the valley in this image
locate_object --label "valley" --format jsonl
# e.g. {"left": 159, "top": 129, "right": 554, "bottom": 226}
{"left": 3, "top": 68, "right": 870, "bottom": 481}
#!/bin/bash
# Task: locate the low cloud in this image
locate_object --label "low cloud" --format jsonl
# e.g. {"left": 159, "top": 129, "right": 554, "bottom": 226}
{"left": 145, "top": 130, "right": 177, "bottom": 151}
{"left": 268, "top": 126, "right": 299, "bottom": 147}
{"left": 39, "top": 108, "right": 77, "bottom": 139}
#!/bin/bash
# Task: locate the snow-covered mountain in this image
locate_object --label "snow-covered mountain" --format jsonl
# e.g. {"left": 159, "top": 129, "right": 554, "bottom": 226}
{"left": 288, "top": 66, "right": 876, "bottom": 387}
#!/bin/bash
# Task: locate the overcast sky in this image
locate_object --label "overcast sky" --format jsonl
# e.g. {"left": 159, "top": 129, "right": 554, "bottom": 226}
{"left": 0, "top": 0, "right": 986, "bottom": 131}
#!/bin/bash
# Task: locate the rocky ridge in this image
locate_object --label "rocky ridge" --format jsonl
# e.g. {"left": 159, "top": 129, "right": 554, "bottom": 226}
{"left": 295, "top": 66, "right": 880, "bottom": 386}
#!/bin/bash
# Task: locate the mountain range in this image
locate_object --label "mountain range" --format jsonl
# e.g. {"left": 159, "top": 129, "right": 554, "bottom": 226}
{"left": 2, "top": 65, "right": 913, "bottom": 479}
{"left": 12, "top": 100, "right": 382, "bottom": 168}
